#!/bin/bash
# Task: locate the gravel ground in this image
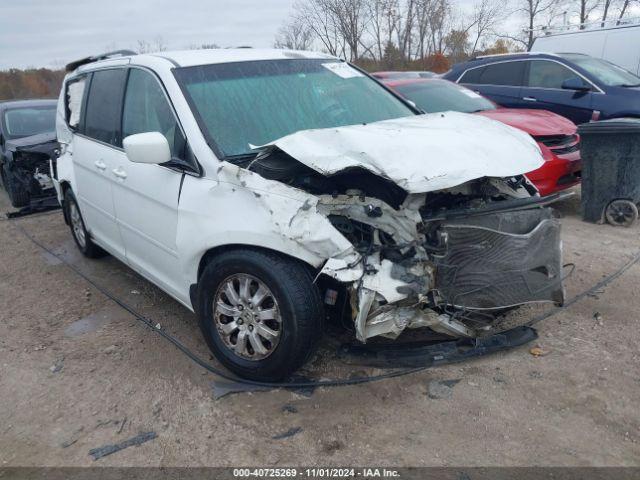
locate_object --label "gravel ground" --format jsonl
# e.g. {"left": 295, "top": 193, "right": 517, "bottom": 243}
{"left": 0, "top": 187, "right": 639, "bottom": 467}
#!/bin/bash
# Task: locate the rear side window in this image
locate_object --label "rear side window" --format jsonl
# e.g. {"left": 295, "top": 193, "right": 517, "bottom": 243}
{"left": 459, "top": 66, "right": 485, "bottom": 83}
{"left": 122, "top": 69, "right": 186, "bottom": 159}
{"left": 65, "top": 77, "right": 86, "bottom": 129}
{"left": 83, "top": 69, "right": 127, "bottom": 146}
{"left": 527, "top": 60, "right": 581, "bottom": 89}
{"left": 477, "top": 62, "right": 525, "bottom": 86}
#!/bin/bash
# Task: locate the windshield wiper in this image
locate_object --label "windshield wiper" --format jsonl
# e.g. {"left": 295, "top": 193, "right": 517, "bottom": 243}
{"left": 224, "top": 152, "right": 259, "bottom": 167}
{"left": 620, "top": 83, "right": 640, "bottom": 87}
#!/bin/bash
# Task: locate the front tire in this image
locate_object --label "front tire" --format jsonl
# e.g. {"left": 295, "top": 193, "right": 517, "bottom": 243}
{"left": 197, "top": 249, "right": 324, "bottom": 381}
{"left": 64, "top": 189, "right": 106, "bottom": 258}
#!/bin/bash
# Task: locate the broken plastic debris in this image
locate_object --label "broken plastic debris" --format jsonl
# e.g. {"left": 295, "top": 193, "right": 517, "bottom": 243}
{"left": 272, "top": 427, "right": 302, "bottom": 440}
{"left": 210, "top": 379, "right": 271, "bottom": 399}
{"left": 529, "top": 346, "right": 550, "bottom": 357}
{"left": 594, "top": 312, "right": 604, "bottom": 326}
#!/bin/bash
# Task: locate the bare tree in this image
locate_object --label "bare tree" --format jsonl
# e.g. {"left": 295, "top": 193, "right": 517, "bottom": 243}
{"left": 275, "top": 18, "right": 314, "bottom": 50}
{"left": 396, "top": 0, "right": 415, "bottom": 59}
{"left": 186, "top": 43, "right": 220, "bottom": 50}
{"left": 617, "top": 0, "right": 638, "bottom": 22}
{"left": 428, "top": 0, "right": 453, "bottom": 54}
{"left": 573, "top": 0, "right": 601, "bottom": 27}
{"left": 137, "top": 36, "right": 168, "bottom": 54}
{"left": 327, "top": 0, "right": 370, "bottom": 60}
{"left": 444, "top": 28, "right": 470, "bottom": 61}
{"left": 294, "top": 0, "right": 342, "bottom": 56}
{"left": 414, "top": 0, "right": 435, "bottom": 59}
{"left": 508, "top": 0, "right": 563, "bottom": 49}
{"left": 602, "top": 0, "right": 616, "bottom": 25}
{"left": 466, "top": 0, "right": 507, "bottom": 55}
{"left": 365, "top": 0, "right": 400, "bottom": 60}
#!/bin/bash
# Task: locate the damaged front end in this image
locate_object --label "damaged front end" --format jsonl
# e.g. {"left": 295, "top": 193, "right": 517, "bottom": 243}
{"left": 237, "top": 113, "right": 568, "bottom": 343}
{"left": 3, "top": 132, "right": 59, "bottom": 206}
{"left": 318, "top": 186, "right": 566, "bottom": 342}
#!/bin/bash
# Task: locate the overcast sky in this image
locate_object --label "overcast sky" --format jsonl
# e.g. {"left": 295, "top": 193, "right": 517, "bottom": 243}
{"left": 0, "top": 0, "right": 296, "bottom": 69}
{"left": 3, "top": 0, "right": 636, "bottom": 70}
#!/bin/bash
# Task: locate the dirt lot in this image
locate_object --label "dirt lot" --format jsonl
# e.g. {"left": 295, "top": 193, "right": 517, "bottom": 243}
{"left": 0, "top": 187, "right": 639, "bottom": 468}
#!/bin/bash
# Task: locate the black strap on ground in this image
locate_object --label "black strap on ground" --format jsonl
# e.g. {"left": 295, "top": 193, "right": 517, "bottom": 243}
{"left": 10, "top": 219, "right": 640, "bottom": 390}
{"left": 525, "top": 250, "right": 640, "bottom": 327}
{"left": 5, "top": 196, "right": 61, "bottom": 219}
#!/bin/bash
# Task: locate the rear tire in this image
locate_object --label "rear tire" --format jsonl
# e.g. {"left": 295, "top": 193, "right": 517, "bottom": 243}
{"left": 64, "top": 189, "right": 107, "bottom": 258}
{"left": 196, "top": 249, "right": 324, "bottom": 381}
{"left": 3, "top": 164, "right": 30, "bottom": 208}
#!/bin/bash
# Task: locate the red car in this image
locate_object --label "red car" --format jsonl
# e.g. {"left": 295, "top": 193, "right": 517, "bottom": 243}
{"left": 372, "top": 71, "right": 436, "bottom": 80}
{"left": 383, "top": 78, "right": 581, "bottom": 196}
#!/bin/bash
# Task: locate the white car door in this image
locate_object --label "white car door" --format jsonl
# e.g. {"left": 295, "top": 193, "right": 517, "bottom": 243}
{"left": 110, "top": 67, "right": 192, "bottom": 300}
{"left": 72, "top": 68, "right": 128, "bottom": 260}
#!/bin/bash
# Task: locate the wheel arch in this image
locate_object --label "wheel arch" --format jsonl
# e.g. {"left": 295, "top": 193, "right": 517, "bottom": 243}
{"left": 190, "top": 243, "right": 323, "bottom": 312}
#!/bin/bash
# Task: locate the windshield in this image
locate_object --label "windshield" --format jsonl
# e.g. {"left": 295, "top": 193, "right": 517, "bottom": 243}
{"left": 174, "top": 59, "right": 414, "bottom": 158}
{"left": 393, "top": 80, "right": 496, "bottom": 114}
{"left": 561, "top": 54, "right": 640, "bottom": 87}
{"left": 3, "top": 106, "right": 57, "bottom": 139}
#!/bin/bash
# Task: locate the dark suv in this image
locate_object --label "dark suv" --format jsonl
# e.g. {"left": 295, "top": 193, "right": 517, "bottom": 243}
{"left": 443, "top": 52, "right": 640, "bottom": 124}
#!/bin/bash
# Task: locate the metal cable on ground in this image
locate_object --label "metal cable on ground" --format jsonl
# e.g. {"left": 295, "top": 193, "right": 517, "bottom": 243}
{"left": 11, "top": 220, "right": 426, "bottom": 389}
{"left": 10, "top": 219, "right": 640, "bottom": 389}
{"left": 526, "top": 250, "right": 640, "bottom": 327}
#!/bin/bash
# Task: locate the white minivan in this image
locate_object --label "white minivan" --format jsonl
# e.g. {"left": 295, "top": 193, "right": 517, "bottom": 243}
{"left": 54, "top": 49, "right": 565, "bottom": 380}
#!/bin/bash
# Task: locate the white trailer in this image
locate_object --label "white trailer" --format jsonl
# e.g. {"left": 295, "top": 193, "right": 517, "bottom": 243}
{"left": 531, "top": 20, "right": 640, "bottom": 75}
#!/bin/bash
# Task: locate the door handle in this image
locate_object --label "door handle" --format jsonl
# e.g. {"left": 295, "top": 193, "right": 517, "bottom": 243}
{"left": 94, "top": 160, "right": 106, "bottom": 171}
{"left": 112, "top": 167, "right": 127, "bottom": 180}
{"left": 522, "top": 96, "right": 537, "bottom": 102}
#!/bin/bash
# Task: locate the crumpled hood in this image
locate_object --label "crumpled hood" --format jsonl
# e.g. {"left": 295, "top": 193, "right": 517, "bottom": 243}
{"left": 5, "top": 131, "right": 57, "bottom": 151}
{"left": 262, "top": 112, "right": 544, "bottom": 193}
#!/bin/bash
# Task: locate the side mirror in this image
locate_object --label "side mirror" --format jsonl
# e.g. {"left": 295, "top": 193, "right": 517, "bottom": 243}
{"left": 123, "top": 132, "right": 171, "bottom": 165}
{"left": 562, "top": 77, "right": 591, "bottom": 92}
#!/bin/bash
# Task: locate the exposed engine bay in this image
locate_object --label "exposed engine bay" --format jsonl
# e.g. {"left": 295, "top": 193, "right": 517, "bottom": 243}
{"left": 233, "top": 113, "right": 567, "bottom": 343}
{"left": 3, "top": 132, "right": 59, "bottom": 207}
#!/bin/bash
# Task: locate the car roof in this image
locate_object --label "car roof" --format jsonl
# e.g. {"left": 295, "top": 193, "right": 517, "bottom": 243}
{"left": 458, "top": 51, "right": 592, "bottom": 67}
{"left": 0, "top": 99, "right": 57, "bottom": 111}
{"left": 76, "top": 48, "right": 338, "bottom": 72}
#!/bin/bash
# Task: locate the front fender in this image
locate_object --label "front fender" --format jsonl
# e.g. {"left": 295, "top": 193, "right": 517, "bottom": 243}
{"left": 177, "top": 172, "right": 355, "bottom": 290}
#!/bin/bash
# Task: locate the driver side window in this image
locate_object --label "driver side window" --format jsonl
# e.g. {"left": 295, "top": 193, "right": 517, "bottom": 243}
{"left": 527, "top": 60, "right": 582, "bottom": 89}
{"left": 122, "top": 68, "right": 186, "bottom": 159}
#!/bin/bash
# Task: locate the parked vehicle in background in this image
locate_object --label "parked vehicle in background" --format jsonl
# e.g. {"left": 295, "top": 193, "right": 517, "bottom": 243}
{"left": 531, "top": 20, "right": 640, "bottom": 75}
{"left": 384, "top": 78, "right": 581, "bottom": 196}
{"left": 0, "top": 99, "right": 58, "bottom": 208}
{"left": 372, "top": 71, "right": 435, "bottom": 80}
{"left": 443, "top": 52, "right": 640, "bottom": 124}
{"left": 56, "top": 49, "right": 565, "bottom": 380}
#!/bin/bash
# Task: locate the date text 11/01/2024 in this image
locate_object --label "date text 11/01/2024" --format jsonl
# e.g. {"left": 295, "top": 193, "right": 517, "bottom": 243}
{"left": 233, "top": 468, "right": 401, "bottom": 478}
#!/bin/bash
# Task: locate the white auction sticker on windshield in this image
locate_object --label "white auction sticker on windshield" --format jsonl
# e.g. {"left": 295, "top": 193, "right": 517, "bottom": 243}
{"left": 322, "top": 62, "right": 364, "bottom": 79}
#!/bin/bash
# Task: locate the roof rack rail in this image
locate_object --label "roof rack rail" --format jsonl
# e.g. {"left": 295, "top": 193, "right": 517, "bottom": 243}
{"left": 65, "top": 49, "right": 137, "bottom": 72}
{"left": 529, "top": 16, "right": 640, "bottom": 35}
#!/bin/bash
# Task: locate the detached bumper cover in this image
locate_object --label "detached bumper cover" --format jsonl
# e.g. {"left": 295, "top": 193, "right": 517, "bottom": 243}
{"left": 339, "top": 325, "right": 538, "bottom": 368}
